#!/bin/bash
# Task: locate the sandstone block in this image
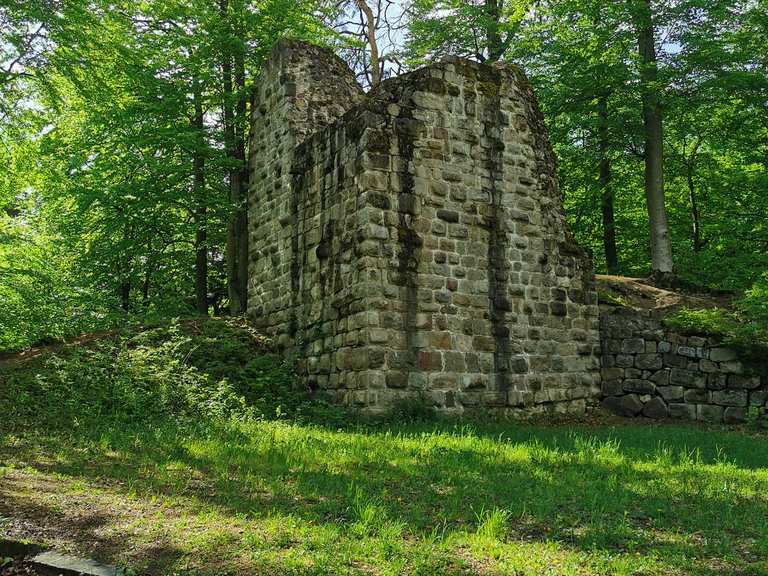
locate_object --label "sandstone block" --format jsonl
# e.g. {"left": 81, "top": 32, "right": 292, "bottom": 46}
{"left": 635, "top": 354, "right": 663, "bottom": 370}
{"left": 697, "top": 404, "right": 724, "bottom": 423}
{"left": 602, "top": 394, "right": 644, "bottom": 417}
{"left": 724, "top": 406, "right": 747, "bottom": 424}
{"left": 710, "top": 348, "right": 738, "bottom": 362}
{"left": 642, "top": 397, "right": 668, "bottom": 419}
{"left": 623, "top": 379, "right": 655, "bottom": 395}
{"left": 729, "top": 375, "right": 761, "bottom": 389}
{"left": 658, "top": 386, "right": 684, "bottom": 401}
{"left": 669, "top": 403, "right": 696, "bottom": 420}
{"left": 711, "top": 389, "right": 747, "bottom": 407}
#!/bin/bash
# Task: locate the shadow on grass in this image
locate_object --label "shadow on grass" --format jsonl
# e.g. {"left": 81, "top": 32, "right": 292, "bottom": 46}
{"left": 2, "top": 418, "right": 768, "bottom": 575}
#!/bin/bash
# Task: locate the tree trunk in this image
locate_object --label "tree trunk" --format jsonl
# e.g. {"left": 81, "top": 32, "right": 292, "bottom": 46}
{"left": 120, "top": 279, "right": 131, "bottom": 311}
{"left": 635, "top": 0, "right": 674, "bottom": 284}
{"left": 142, "top": 262, "right": 152, "bottom": 309}
{"left": 485, "top": 0, "right": 503, "bottom": 62}
{"left": 355, "top": 0, "right": 381, "bottom": 86}
{"left": 234, "top": 38, "right": 249, "bottom": 314}
{"left": 221, "top": 0, "right": 247, "bottom": 315}
{"left": 687, "top": 162, "right": 704, "bottom": 252}
{"left": 598, "top": 95, "right": 619, "bottom": 274}
{"left": 192, "top": 82, "right": 208, "bottom": 314}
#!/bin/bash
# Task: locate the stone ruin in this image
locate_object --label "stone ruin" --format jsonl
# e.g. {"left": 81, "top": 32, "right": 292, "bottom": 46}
{"left": 247, "top": 39, "right": 601, "bottom": 416}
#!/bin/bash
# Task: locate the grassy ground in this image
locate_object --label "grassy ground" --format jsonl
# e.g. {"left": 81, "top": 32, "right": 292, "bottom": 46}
{"left": 1, "top": 319, "right": 767, "bottom": 575}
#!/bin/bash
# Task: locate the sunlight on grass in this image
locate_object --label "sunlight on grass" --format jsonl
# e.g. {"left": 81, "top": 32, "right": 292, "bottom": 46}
{"left": 1, "top": 419, "right": 767, "bottom": 575}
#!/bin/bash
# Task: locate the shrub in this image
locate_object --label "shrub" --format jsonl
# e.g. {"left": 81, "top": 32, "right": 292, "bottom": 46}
{"left": 0, "top": 317, "right": 349, "bottom": 431}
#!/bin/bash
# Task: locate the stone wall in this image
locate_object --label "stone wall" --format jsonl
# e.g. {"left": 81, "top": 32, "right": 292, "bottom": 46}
{"left": 247, "top": 40, "right": 601, "bottom": 415}
{"left": 600, "top": 308, "right": 768, "bottom": 423}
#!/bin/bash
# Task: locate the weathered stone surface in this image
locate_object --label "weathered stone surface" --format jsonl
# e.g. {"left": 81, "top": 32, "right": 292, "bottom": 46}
{"left": 711, "top": 389, "right": 748, "bottom": 407}
{"left": 720, "top": 361, "right": 744, "bottom": 374}
{"left": 697, "top": 404, "right": 724, "bottom": 423}
{"left": 729, "top": 375, "right": 761, "bottom": 389}
{"left": 684, "top": 389, "right": 709, "bottom": 404}
{"left": 657, "top": 386, "right": 684, "bottom": 401}
{"left": 602, "top": 379, "right": 623, "bottom": 396}
{"left": 668, "top": 403, "right": 697, "bottom": 420}
{"left": 247, "top": 40, "right": 600, "bottom": 414}
{"left": 642, "top": 397, "right": 668, "bottom": 419}
{"left": 599, "top": 308, "right": 767, "bottom": 425}
{"left": 30, "top": 552, "right": 116, "bottom": 576}
{"left": 602, "top": 394, "right": 643, "bottom": 417}
{"left": 623, "top": 379, "right": 655, "bottom": 395}
{"left": 622, "top": 339, "right": 645, "bottom": 354}
{"left": 710, "top": 348, "right": 738, "bottom": 362}
{"left": 724, "top": 406, "right": 747, "bottom": 424}
{"left": 750, "top": 390, "right": 768, "bottom": 406}
{"left": 635, "top": 354, "right": 663, "bottom": 370}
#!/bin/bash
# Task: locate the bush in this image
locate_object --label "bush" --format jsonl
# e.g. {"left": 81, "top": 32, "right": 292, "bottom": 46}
{"left": 663, "top": 275, "right": 768, "bottom": 354}
{"left": 0, "top": 317, "right": 349, "bottom": 431}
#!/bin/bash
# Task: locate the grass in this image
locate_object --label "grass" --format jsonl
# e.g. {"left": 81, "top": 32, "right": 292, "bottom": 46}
{"left": 1, "top": 318, "right": 768, "bottom": 575}
{"left": 3, "top": 419, "right": 768, "bottom": 575}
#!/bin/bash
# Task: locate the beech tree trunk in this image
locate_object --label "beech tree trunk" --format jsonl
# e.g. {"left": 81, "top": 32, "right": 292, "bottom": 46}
{"left": 598, "top": 95, "right": 619, "bottom": 274}
{"left": 635, "top": 0, "right": 674, "bottom": 284}
{"left": 192, "top": 82, "right": 208, "bottom": 314}
{"left": 687, "top": 164, "right": 704, "bottom": 252}
{"left": 221, "top": 0, "right": 248, "bottom": 315}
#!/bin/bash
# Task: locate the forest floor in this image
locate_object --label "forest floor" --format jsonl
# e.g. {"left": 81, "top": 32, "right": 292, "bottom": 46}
{"left": 595, "top": 275, "right": 733, "bottom": 312}
{"left": 1, "top": 316, "right": 767, "bottom": 576}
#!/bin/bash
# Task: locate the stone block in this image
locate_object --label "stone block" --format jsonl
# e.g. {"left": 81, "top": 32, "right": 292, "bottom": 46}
{"left": 616, "top": 354, "right": 634, "bottom": 368}
{"left": 642, "top": 397, "right": 668, "bottom": 419}
{"left": 602, "top": 380, "right": 624, "bottom": 396}
{"left": 601, "top": 367, "right": 624, "bottom": 381}
{"left": 664, "top": 353, "right": 687, "bottom": 368}
{"left": 417, "top": 351, "right": 443, "bottom": 371}
{"left": 657, "top": 386, "right": 684, "bottom": 401}
{"left": 602, "top": 394, "right": 644, "bottom": 417}
{"left": 724, "top": 406, "right": 747, "bottom": 424}
{"left": 623, "top": 379, "right": 655, "bottom": 395}
{"left": 671, "top": 368, "right": 697, "bottom": 387}
{"left": 684, "top": 389, "right": 709, "bottom": 404}
{"left": 635, "top": 354, "right": 663, "bottom": 370}
{"left": 678, "top": 345, "right": 706, "bottom": 359}
{"left": 720, "top": 361, "right": 744, "bottom": 374}
{"left": 658, "top": 341, "right": 672, "bottom": 353}
{"left": 707, "top": 374, "right": 727, "bottom": 390}
{"left": 710, "top": 347, "right": 738, "bottom": 362}
{"left": 668, "top": 403, "right": 696, "bottom": 420}
{"left": 749, "top": 390, "right": 768, "bottom": 406}
{"left": 650, "top": 369, "right": 670, "bottom": 385}
{"left": 729, "top": 375, "right": 761, "bottom": 389}
{"left": 699, "top": 359, "right": 718, "bottom": 373}
{"left": 711, "top": 389, "right": 747, "bottom": 407}
{"left": 622, "top": 338, "right": 645, "bottom": 354}
{"left": 697, "top": 404, "right": 724, "bottom": 423}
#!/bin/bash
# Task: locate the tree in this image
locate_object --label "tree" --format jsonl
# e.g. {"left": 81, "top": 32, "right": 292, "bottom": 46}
{"left": 630, "top": 0, "right": 674, "bottom": 284}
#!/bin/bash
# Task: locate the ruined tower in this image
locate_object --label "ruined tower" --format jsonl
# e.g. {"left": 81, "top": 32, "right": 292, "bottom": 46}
{"left": 247, "top": 39, "right": 601, "bottom": 415}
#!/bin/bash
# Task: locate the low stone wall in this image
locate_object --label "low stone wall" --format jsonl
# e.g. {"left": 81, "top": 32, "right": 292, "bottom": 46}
{"left": 600, "top": 308, "right": 767, "bottom": 423}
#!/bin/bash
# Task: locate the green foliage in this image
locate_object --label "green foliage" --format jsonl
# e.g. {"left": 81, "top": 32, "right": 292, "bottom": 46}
{"left": 663, "top": 308, "right": 741, "bottom": 338}
{"left": 663, "top": 276, "right": 768, "bottom": 352}
{"left": 0, "top": 318, "right": 349, "bottom": 431}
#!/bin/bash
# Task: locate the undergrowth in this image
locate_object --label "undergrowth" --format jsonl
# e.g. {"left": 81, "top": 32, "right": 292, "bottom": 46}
{"left": 663, "top": 275, "right": 768, "bottom": 354}
{"left": 0, "top": 317, "right": 351, "bottom": 431}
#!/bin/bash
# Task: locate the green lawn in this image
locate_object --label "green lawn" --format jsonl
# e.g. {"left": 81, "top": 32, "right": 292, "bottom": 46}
{"left": 1, "top": 320, "right": 767, "bottom": 575}
{"left": 2, "top": 419, "right": 768, "bottom": 575}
